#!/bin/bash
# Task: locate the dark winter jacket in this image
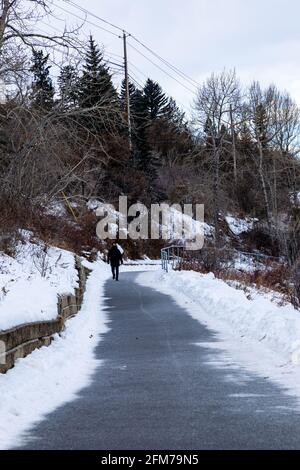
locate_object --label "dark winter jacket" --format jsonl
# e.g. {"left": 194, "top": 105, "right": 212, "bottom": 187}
{"left": 107, "top": 246, "right": 123, "bottom": 266}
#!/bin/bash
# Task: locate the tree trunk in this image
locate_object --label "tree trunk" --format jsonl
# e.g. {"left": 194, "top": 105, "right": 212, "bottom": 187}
{"left": 230, "top": 104, "right": 237, "bottom": 185}
{"left": 213, "top": 142, "right": 220, "bottom": 247}
{"left": 258, "top": 139, "right": 272, "bottom": 232}
{"left": 0, "top": 1, "right": 9, "bottom": 51}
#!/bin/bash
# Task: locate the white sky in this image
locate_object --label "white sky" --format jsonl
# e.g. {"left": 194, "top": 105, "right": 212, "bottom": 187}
{"left": 48, "top": 0, "right": 300, "bottom": 114}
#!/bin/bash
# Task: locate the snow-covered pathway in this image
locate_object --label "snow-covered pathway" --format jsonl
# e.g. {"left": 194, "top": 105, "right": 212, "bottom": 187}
{"left": 10, "top": 271, "right": 300, "bottom": 450}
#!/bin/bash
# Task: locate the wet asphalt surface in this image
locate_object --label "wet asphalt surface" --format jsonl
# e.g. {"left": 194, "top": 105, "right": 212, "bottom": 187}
{"left": 14, "top": 272, "right": 300, "bottom": 450}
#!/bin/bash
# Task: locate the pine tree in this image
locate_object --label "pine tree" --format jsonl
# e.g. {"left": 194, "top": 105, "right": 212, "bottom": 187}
{"left": 120, "top": 79, "right": 136, "bottom": 112}
{"left": 78, "top": 35, "right": 118, "bottom": 108}
{"left": 164, "top": 97, "right": 185, "bottom": 125}
{"left": 143, "top": 79, "right": 169, "bottom": 120}
{"left": 254, "top": 103, "right": 269, "bottom": 147}
{"left": 131, "top": 88, "right": 145, "bottom": 110}
{"left": 130, "top": 87, "right": 149, "bottom": 168}
{"left": 58, "top": 65, "right": 79, "bottom": 108}
{"left": 30, "top": 50, "right": 54, "bottom": 111}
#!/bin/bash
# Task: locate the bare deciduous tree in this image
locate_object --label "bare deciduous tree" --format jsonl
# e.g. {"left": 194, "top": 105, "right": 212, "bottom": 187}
{"left": 246, "top": 83, "right": 300, "bottom": 235}
{"left": 194, "top": 69, "right": 241, "bottom": 245}
{"left": 0, "top": 0, "right": 81, "bottom": 51}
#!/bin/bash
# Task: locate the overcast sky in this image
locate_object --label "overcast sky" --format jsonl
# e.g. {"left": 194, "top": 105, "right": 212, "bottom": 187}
{"left": 51, "top": 0, "right": 300, "bottom": 113}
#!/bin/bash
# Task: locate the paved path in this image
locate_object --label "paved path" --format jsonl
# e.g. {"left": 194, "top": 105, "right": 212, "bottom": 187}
{"left": 15, "top": 272, "right": 300, "bottom": 449}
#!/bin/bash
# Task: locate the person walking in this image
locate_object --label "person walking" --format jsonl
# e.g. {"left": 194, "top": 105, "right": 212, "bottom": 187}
{"left": 107, "top": 243, "right": 123, "bottom": 281}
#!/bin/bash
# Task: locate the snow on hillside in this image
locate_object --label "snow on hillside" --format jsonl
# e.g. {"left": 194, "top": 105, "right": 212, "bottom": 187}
{"left": 44, "top": 200, "right": 68, "bottom": 218}
{"left": 231, "top": 253, "right": 265, "bottom": 272}
{"left": 88, "top": 199, "right": 214, "bottom": 242}
{"left": 225, "top": 215, "right": 258, "bottom": 235}
{"left": 137, "top": 269, "right": 300, "bottom": 400}
{"left": 88, "top": 199, "right": 128, "bottom": 238}
{"left": 162, "top": 205, "right": 213, "bottom": 240}
{"left": 290, "top": 191, "right": 300, "bottom": 206}
{"left": 0, "top": 240, "right": 78, "bottom": 331}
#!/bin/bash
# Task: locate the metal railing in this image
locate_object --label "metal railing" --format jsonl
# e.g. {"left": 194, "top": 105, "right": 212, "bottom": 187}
{"left": 161, "top": 245, "right": 283, "bottom": 273}
{"left": 161, "top": 245, "right": 185, "bottom": 272}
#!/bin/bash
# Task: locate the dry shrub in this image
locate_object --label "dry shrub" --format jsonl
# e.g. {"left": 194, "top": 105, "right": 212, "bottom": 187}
{"left": 177, "top": 259, "right": 208, "bottom": 274}
{"left": 240, "top": 227, "right": 280, "bottom": 256}
{"left": 25, "top": 208, "right": 104, "bottom": 256}
{"left": 117, "top": 238, "right": 164, "bottom": 260}
{"left": 290, "top": 260, "right": 300, "bottom": 309}
{"left": 178, "top": 246, "right": 234, "bottom": 273}
{"left": 0, "top": 196, "right": 33, "bottom": 256}
{"left": 218, "top": 264, "right": 289, "bottom": 294}
{"left": 27, "top": 205, "right": 164, "bottom": 261}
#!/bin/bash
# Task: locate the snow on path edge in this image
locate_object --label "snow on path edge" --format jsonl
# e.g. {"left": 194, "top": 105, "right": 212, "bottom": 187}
{"left": 0, "top": 259, "right": 111, "bottom": 450}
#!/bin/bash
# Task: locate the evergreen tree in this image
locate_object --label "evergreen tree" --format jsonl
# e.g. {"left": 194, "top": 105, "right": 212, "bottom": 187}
{"left": 120, "top": 79, "right": 136, "bottom": 112}
{"left": 254, "top": 103, "right": 269, "bottom": 147}
{"left": 118, "top": 80, "right": 149, "bottom": 168}
{"left": 130, "top": 81, "right": 185, "bottom": 181}
{"left": 131, "top": 88, "right": 146, "bottom": 112}
{"left": 164, "top": 97, "right": 185, "bottom": 125}
{"left": 30, "top": 50, "right": 54, "bottom": 111}
{"left": 130, "top": 87, "right": 150, "bottom": 168}
{"left": 143, "top": 79, "right": 169, "bottom": 120}
{"left": 239, "top": 122, "right": 253, "bottom": 153}
{"left": 58, "top": 65, "right": 79, "bottom": 108}
{"left": 78, "top": 35, "right": 118, "bottom": 108}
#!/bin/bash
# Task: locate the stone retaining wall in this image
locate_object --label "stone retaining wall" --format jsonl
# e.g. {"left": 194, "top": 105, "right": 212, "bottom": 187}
{"left": 0, "top": 256, "right": 91, "bottom": 374}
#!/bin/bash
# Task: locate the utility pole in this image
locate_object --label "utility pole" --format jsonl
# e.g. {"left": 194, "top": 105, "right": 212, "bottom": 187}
{"left": 123, "top": 31, "right": 132, "bottom": 152}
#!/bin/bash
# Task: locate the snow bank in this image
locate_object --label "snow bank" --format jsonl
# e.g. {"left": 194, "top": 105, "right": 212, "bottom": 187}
{"left": 0, "top": 242, "right": 78, "bottom": 331}
{"left": 138, "top": 270, "right": 300, "bottom": 362}
{"left": 137, "top": 269, "right": 300, "bottom": 400}
{"left": 0, "top": 259, "right": 111, "bottom": 450}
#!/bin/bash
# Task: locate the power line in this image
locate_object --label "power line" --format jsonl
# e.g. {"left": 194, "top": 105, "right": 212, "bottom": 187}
{"left": 58, "top": 0, "right": 200, "bottom": 91}
{"left": 35, "top": 34, "right": 124, "bottom": 70}
{"left": 105, "top": 51, "right": 124, "bottom": 60}
{"left": 35, "top": 25, "right": 191, "bottom": 111}
{"left": 50, "top": 0, "right": 197, "bottom": 114}
{"left": 130, "top": 35, "right": 200, "bottom": 89}
{"left": 128, "top": 72, "right": 190, "bottom": 114}
{"left": 53, "top": 2, "right": 120, "bottom": 38}
{"left": 36, "top": 22, "right": 124, "bottom": 68}
{"left": 128, "top": 72, "right": 144, "bottom": 90}
{"left": 60, "top": 0, "right": 125, "bottom": 33}
{"left": 105, "top": 60, "right": 124, "bottom": 68}
{"left": 127, "top": 42, "right": 196, "bottom": 95}
{"left": 128, "top": 61, "right": 149, "bottom": 80}
{"left": 38, "top": 24, "right": 138, "bottom": 90}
